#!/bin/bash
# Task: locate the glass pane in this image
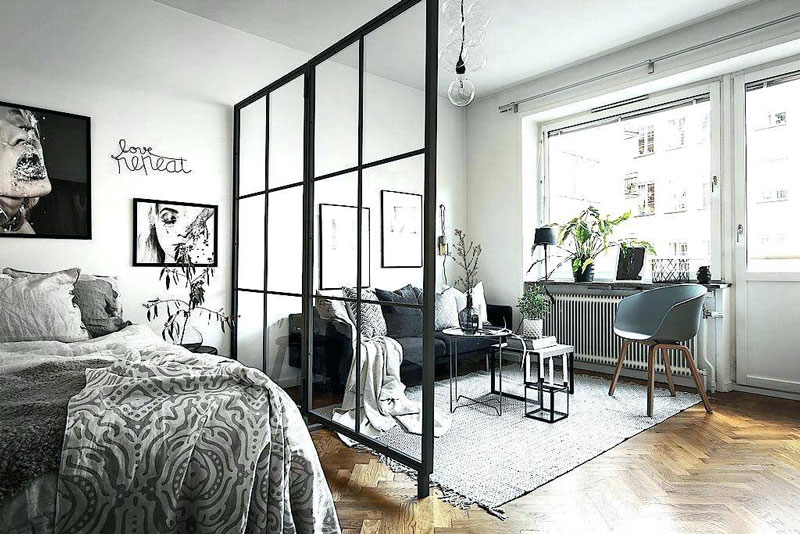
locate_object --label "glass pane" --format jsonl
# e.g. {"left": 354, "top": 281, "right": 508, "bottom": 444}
{"left": 315, "top": 43, "right": 359, "bottom": 177}
{"left": 267, "top": 184, "right": 302, "bottom": 295}
{"left": 237, "top": 194, "right": 264, "bottom": 290}
{"left": 239, "top": 97, "right": 266, "bottom": 196}
{"left": 307, "top": 294, "right": 349, "bottom": 417}
{"left": 547, "top": 99, "right": 712, "bottom": 279}
{"left": 363, "top": 2, "right": 425, "bottom": 163}
{"left": 363, "top": 154, "right": 424, "bottom": 289}
{"left": 745, "top": 78, "right": 800, "bottom": 272}
{"left": 313, "top": 172, "right": 369, "bottom": 292}
{"left": 236, "top": 290, "right": 263, "bottom": 371}
{"left": 269, "top": 76, "right": 305, "bottom": 190}
{"left": 266, "top": 294, "right": 302, "bottom": 404}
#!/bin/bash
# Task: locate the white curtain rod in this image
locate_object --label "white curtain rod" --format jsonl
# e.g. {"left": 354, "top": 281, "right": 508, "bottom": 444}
{"left": 498, "top": 11, "right": 800, "bottom": 114}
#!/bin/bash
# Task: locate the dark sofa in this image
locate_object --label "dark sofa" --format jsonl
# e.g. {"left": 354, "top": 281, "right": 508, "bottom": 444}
{"left": 287, "top": 304, "right": 512, "bottom": 392}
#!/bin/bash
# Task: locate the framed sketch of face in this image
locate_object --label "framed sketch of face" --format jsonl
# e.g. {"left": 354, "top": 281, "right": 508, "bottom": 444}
{"left": 133, "top": 198, "right": 217, "bottom": 267}
{"left": 0, "top": 101, "right": 91, "bottom": 238}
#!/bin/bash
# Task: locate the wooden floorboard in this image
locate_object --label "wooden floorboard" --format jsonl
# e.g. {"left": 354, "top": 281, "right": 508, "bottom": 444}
{"left": 311, "top": 380, "right": 800, "bottom": 533}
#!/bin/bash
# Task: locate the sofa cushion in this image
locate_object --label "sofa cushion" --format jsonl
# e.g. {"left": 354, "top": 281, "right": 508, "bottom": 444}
{"left": 396, "top": 336, "right": 447, "bottom": 366}
{"left": 375, "top": 285, "right": 422, "bottom": 338}
{"left": 342, "top": 287, "right": 387, "bottom": 338}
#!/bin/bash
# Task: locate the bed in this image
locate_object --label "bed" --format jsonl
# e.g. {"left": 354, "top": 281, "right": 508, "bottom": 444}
{"left": 0, "top": 324, "right": 341, "bottom": 534}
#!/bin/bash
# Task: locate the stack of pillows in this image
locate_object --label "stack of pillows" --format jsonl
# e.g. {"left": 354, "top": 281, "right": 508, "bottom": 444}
{"left": 316, "top": 281, "right": 489, "bottom": 340}
{"left": 0, "top": 267, "right": 128, "bottom": 343}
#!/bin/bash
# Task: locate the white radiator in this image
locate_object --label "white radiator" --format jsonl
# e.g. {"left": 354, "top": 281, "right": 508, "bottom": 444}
{"left": 542, "top": 292, "right": 699, "bottom": 379}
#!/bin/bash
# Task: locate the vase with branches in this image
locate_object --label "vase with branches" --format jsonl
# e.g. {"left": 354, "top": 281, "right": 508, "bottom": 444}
{"left": 450, "top": 228, "right": 482, "bottom": 332}
{"left": 143, "top": 210, "right": 234, "bottom": 348}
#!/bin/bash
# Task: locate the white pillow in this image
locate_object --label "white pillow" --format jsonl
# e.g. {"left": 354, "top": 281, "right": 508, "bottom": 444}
{"left": 0, "top": 270, "right": 89, "bottom": 342}
{"left": 434, "top": 290, "right": 460, "bottom": 330}
{"left": 442, "top": 282, "right": 489, "bottom": 325}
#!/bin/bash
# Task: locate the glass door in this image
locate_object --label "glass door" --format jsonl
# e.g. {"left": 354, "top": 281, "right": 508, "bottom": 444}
{"left": 233, "top": 66, "right": 307, "bottom": 404}
{"left": 734, "top": 61, "right": 800, "bottom": 394}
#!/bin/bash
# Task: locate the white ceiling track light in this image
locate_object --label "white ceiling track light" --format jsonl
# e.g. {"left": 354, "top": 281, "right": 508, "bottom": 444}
{"left": 440, "top": 0, "right": 490, "bottom": 107}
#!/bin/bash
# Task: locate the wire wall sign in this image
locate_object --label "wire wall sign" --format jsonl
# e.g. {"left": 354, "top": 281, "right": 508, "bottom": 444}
{"left": 111, "top": 139, "right": 192, "bottom": 175}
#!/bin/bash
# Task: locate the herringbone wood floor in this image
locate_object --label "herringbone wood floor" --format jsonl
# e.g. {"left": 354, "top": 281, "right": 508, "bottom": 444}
{"left": 312, "top": 381, "right": 800, "bottom": 533}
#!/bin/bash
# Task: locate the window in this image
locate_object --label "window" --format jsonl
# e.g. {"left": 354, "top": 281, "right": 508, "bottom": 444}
{"left": 624, "top": 172, "right": 638, "bottom": 198}
{"left": 545, "top": 95, "right": 712, "bottom": 279}
{"left": 637, "top": 125, "right": 655, "bottom": 156}
{"left": 669, "top": 241, "right": 689, "bottom": 257}
{"left": 746, "top": 75, "right": 800, "bottom": 271}
{"left": 636, "top": 182, "right": 656, "bottom": 216}
{"left": 665, "top": 116, "right": 686, "bottom": 150}
{"left": 700, "top": 182, "right": 711, "bottom": 209}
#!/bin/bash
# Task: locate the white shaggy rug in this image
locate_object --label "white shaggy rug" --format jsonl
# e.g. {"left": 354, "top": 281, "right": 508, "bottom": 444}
{"left": 319, "top": 366, "right": 700, "bottom": 517}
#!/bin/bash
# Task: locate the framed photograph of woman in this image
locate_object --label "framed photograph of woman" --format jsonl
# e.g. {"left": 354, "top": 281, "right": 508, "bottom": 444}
{"left": 0, "top": 101, "right": 91, "bottom": 238}
{"left": 133, "top": 198, "right": 217, "bottom": 267}
{"left": 381, "top": 190, "right": 422, "bottom": 268}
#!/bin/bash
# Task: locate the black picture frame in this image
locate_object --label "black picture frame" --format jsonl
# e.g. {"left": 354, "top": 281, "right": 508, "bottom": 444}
{"left": 133, "top": 198, "right": 218, "bottom": 267}
{"left": 319, "top": 203, "right": 370, "bottom": 290}
{"left": 381, "top": 190, "right": 423, "bottom": 268}
{"left": 0, "top": 100, "right": 91, "bottom": 239}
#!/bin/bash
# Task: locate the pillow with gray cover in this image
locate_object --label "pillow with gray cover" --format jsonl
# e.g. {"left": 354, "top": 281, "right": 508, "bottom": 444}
{"left": 342, "top": 287, "right": 387, "bottom": 339}
{"left": 3, "top": 267, "right": 129, "bottom": 338}
{"left": 0, "top": 269, "right": 89, "bottom": 343}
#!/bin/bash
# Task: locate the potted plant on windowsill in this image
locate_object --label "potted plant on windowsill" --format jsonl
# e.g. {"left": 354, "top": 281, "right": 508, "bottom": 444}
{"left": 517, "top": 283, "right": 550, "bottom": 338}
{"left": 557, "top": 206, "right": 633, "bottom": 283}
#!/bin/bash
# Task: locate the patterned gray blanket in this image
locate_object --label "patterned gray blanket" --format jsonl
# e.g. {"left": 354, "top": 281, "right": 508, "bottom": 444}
{"left": 0, "top": 326, "right": 340, "bottom": 534}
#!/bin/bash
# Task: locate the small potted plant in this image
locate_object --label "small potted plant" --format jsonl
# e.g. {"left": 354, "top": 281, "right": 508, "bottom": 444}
{"left": 517, "top": 283, "right": 550, "bottom": 338}
{"left": 557, "top": 206, "right": 632, "bottom": 282}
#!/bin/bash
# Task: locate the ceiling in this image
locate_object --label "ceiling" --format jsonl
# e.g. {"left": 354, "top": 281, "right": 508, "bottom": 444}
{"left": 155, "top": 0, "right": 755, "bottom": 98}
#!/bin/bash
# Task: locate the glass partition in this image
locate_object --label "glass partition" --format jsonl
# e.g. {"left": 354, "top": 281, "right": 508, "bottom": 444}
{"left": 233, "top": 0, "right": 437, "bottom": 497}
{"left": 307, "top": 0, "right": 427, "bottom": 465}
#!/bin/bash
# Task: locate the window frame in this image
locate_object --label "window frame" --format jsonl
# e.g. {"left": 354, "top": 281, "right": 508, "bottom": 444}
{"left": 538, "top": 82, "right": 723, "bottom": 281}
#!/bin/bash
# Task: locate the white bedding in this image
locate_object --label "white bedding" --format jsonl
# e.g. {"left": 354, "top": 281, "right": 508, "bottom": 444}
{"left": 0, "top": 325, "right": 340, "bottom": 534}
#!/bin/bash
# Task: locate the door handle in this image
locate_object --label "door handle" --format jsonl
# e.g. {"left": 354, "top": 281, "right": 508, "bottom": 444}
{"left": 737, "top": 223, "right": 744, "bottom": 243}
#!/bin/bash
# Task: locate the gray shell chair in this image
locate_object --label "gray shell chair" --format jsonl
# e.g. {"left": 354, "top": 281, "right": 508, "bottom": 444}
{"left": 608, "top": 284, "right": 712, "bottom": 416}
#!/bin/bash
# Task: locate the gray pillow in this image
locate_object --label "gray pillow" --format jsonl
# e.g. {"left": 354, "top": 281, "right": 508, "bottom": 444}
{"left": 0, "top": 270, "right": 90, "bottom": 342}
{"left": 375, "top": 285, "right": 423, "bottom": 338}
{"left": 3, "top": 268, "right": 128, "bottom": 338}
{"left": 342, "top": 287, "right": 387, "bottom": 339}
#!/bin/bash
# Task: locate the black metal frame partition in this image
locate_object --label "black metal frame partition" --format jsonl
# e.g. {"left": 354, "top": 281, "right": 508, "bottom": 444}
{"left": 231, "top": 0, "right": 438, "bottom": 497}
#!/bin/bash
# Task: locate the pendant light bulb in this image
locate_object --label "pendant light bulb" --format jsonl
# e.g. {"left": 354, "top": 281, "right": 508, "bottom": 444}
{"left": 448, "top": 74, "right": 475, "bottom": 107}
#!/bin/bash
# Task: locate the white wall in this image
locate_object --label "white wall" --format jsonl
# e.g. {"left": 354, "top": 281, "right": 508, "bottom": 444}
{"left": 0, "top": 0, "right": 300, "bottom": 355}
{"left": 465, "top": 0, "right": 800, "bottom": 326}
{"left": 0, "top": 0, "right": 467, "bottom": 375}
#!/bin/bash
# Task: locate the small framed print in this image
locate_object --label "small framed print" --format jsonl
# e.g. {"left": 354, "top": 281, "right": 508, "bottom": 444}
{"left": 133, "top": 198, "right": 217, "bottom": 267}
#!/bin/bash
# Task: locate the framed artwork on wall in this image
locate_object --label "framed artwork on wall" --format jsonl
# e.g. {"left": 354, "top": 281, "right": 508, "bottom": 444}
{"left": 319, "top": 203, "right": 370, "bottom": 290}
{"left": 0, "top": 101, "right": 91, "bottom": 238}
{"left": 381, "top": 190, "right": 422, "bottom": 268}
{"left": 133, "top": 198, "right": 217, "bottom": 267}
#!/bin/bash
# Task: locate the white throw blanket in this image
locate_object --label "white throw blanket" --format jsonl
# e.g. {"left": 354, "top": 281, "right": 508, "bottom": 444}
{"left": 332, "top": 337, "right": 451, "bottom": 444}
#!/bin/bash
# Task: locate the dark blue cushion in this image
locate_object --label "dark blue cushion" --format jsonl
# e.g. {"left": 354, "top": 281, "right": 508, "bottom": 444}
{"left": 375, "top": 285, "right": 423, "bottom": 338}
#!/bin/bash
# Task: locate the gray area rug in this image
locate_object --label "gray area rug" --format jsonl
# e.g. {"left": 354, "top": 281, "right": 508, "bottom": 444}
{"left": 318, "top": 367, "right": 700, "bottom": 516}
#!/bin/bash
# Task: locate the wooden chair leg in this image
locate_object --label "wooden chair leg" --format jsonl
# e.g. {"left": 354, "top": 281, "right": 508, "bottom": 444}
{"left": 647, "top": 345, "right": 656, "bottom": 417}
{"left": 608, "top": 340, "right": 631, "bottom": 396}
{"left": 679, "top": 345, "right": 712, "bottom": 413}
{"left": 660, "top": 346, "right": 676, "bottom": 397}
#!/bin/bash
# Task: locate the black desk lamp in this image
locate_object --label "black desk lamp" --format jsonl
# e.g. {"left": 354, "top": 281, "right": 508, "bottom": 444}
{"left": 533, "top": 226, "right": 557, "bottom": 280}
